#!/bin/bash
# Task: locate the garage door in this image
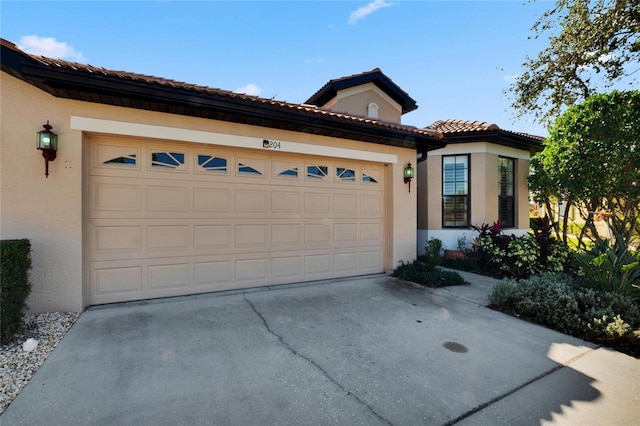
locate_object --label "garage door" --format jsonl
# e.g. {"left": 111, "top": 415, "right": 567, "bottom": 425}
{"left": 88, "top": 135, "right": 386, "bottom": 305}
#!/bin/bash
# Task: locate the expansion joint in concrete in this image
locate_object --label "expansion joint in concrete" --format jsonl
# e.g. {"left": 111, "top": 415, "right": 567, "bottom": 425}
{"left": 243, "top": 295, "right": 393, "bottom": 426}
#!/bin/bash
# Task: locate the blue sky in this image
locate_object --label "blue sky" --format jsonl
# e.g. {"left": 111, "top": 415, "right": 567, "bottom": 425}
{"left": 1, "top": 1, "right": 555, "bottom": 136}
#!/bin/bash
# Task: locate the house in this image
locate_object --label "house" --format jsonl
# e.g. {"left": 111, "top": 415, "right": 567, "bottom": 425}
{"left": 417, "top": 120, "right": 543, "bottom": 253}
{"left": 1, "top": 40, "right": 447, "bottom": 312}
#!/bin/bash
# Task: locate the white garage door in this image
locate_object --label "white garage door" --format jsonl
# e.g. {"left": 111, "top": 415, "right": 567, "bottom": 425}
{"left": 87, "top": 135, "right": 386, "bottom": 305}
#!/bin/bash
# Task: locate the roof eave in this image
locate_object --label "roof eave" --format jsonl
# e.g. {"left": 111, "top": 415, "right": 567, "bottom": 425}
{"left": 441, "top": 131, "right": 543, "bottom": 153}
{"left": 2, "top": 46, "right": 441, "bottom": 150}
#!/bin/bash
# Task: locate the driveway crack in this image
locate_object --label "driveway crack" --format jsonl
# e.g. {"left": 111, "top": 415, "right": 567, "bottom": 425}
{"left": 243, "top": 295, "right": 392, "bottom": 426}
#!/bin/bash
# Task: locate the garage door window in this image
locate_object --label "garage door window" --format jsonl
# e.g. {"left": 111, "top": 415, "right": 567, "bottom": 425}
{"left": 198, "top": 155, "right": 227, "bottom": 173}
{"left": 362, "top": 173, "right": 378, "bottom": 184}
{"left": 307, "top": 165, "right": 328, "bottom": 179}
{"left": 336, "top": 167, "right": 355, "bottom": 182}
{"left": 103, "top": 154, "right": 137, "bottom": 166}
{"left": 151, "top": 152, "right": 185, "bottom": 170}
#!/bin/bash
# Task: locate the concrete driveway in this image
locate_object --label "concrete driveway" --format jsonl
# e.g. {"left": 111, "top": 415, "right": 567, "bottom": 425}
{"left": 2, "top": 274, "right": 639, "bottom": 425}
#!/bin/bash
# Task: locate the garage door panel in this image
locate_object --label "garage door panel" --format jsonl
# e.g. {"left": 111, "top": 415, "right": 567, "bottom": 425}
{"left": 304, "top": 224, "right": 331, "bottom": 244}
{"left": 271, "top": 191, "right": 301, "bottom": 212}
{"left": 148, "top": 264, "right": 189, "bottom": 290}
{"left": 148, "top": 226, "right": 190, "bottom": 251}
{"left": 360, "top": 194, "right": 383, "bottom": 214}
{"left": 235, "top": 190, "right": 268, "bottom": 212}
{"left": 88, "top": 137, "right": 385, "bottom": 305}
{"left": 334, "top": 193, "right": 358, "bottom": 213}
{"left": 271, "top": 256, "right": 302, "bottom": 279}
{"left": 334, "top": 223, "right": 358, "bottom": 242}
{"left": 361, "top": 251, "right": 383, "bottom": 270}
{"left": 194, "top": 261, "right": 232, "bottom": 287}
{"left": 236, "top": 258, "right": 270, "bottom": 282}
{"left": 235, "top": 224, "right": 269, "bottom": 248}
{"left": 92, "top": 225, "right": 142, "bottom": 254}
{"left": 93, "top": 182, "right": 142, "bottom": 212}
{"left": 193, "top": 187, "right": 233, "bottom": 212}
{"left": 147, "top": 186, "right": 189, "bottom": 212}
{"left": 272, "top": 224, "right": 301, "bottom": 246}
{"left": 334, "top": 252, "right": 358, "bottom": 272}
{"left": 93, "top": 266, "right": 142, "bottom": 297}
{"left": 305, "top": 254, "right": 332, "bottom": 275}
{"left": 194, "top": 225, "right": 232, "bottom": 250}
{"left": 304, "top": 192, "right": 331, "bottom": 213}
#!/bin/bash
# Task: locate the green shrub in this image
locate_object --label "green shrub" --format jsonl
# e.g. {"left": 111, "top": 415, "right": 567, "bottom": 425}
{"left": 489, "top": 274, "right": 640, "bottom": 357}
{"left": 418, "top": 238, "right": 442, "bottom": 268}
{"left": 393, "top": 260, "right": 467, "bottom": 288}
{"left": 575, "top": 239, "right": 640, "bottom": 300}
{"left": 470, "top": 220, "right": 573, "bottom": 279}
{"left": 1, "top": 239, "right": 32, "bottom": 345}
{"left": 441, "top": 256, "right": 482, "bottom": 273}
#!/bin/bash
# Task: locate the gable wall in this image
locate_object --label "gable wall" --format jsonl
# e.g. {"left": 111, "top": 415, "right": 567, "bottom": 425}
{"left": 334, "top": 83, "right": 403, "bottom": 123}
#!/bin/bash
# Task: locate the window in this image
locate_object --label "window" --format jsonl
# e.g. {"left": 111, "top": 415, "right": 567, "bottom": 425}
{"left": 336, "top": 167, "right": 355, "bottom": 182}
{"left": 499, "top": 157, "right": 515, "bottom": 228}
{"left": 367, "top": 103, "right": 379, "bottom": 119}
{"left": 103, "top": 154, "right": 136, "bottom": 166}
{"left": 151, "top": 152, "right": 184, "bottom": 169}
{"left": 307, "top": 165, "right": 328, "bottom": 179}
{"left": 198, "top": 155, "right": 227, "bottom": 173}
{"left": 442, "top": 155, "right": 469, "bottom": 227}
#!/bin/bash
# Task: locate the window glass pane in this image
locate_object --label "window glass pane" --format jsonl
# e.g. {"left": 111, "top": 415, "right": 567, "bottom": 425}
{"left": 278, "top": 168, "right": 298, "bottom": 177}
{"left": 443, "top": 157, "right": 456, "bottom": 166}
{"left": 151, "top": 152, "right": 184, "bottom": 169}
{"left": 362, "top": 174, "right": 378, "bottom": 183}
{"left": 443, "top": 182, "right": 455, "bottom": 195}
{"left": 498, "top": 157, "right": 515, "bottom": 227}
{"left": 337, "top": 167, "right": 355, "bottom": 181}
{"left": 103, "top": 154, "right": 136, "bottom": 166}
{"left": 443, "top": 195, "right": 468, "bottom": 227}
{"left": 198, "top": 155, "right": 227, "bottom": 172}
{"left": 238, "top": 163, "right": 262, "bottom": 175}
{"left": 455, "top": 182, "right": 468, "bottom": 195}
{"left": 307, "top": 165, "right": 328, "bottom": 179}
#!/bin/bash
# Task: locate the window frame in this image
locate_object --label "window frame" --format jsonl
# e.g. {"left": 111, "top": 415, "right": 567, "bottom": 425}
{"left": 442, "top": 154, "right": 470, "bottom": 228}
{"left": 498, "top": 156, "right": 516, "bottom": 228}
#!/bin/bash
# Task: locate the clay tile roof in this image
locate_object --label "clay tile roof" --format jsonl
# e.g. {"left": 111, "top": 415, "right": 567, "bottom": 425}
{"left": 1, "top": 38, "right": 443, "bottom": 146}
{"left": 426, "top": 119, "right": 500, "bottom": 133}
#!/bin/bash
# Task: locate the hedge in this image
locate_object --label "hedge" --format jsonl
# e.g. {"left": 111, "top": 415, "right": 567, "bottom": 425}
{"left": 1, "top": 239, "right": 32, "bottom": 345}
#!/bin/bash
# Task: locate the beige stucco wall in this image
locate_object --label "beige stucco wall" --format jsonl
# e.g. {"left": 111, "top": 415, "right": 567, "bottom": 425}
{"left": 1, "top": 72, "right": 417, "bottom": 312}
{"left": 330, "top": 83, "right": 403, "bottom": 123}
{"left": 417, "top": 142, "right": 532, "bottom": 252}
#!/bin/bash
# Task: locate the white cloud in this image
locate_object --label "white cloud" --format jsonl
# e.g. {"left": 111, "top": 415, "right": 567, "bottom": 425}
{"left": 503, "top": 73, "right": 520, "bottom": 83}
{"left": 348, "top": 0, "right": 394, "bottom": 25}
{"left": 234, "top": 83, "right": 262, "bottom": 96}
{"left": 304, "top": 57, "right": 325, "bottom": 64}
{"left": 18, "top": 35, "right": 85, "bottom": 62}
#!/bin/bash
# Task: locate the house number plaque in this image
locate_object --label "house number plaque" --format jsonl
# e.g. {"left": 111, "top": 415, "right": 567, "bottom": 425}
{"left": 263, "top": 139, "right": 281, "bottom": 149}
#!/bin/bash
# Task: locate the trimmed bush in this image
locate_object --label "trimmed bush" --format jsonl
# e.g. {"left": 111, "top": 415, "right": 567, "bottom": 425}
{"left": 489, "top": 274, "right": 640, "bottom": 357}
{"left": 1, "top": 239, "right": 32, "bottom": 345}
{"left": 393, "top": 260, "right": 467, "bottom": 288}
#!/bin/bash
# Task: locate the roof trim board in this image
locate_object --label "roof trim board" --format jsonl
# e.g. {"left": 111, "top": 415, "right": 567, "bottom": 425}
{"left": 71, "top": 116, "right": 399, "bottom": 164}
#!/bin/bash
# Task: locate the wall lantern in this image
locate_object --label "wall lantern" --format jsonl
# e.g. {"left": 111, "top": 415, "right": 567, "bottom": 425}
{"left": 404, "top": 162, "right": 414, "bottom": 193}
{"left": 37, "top": 121, "right": 58, "bottom": 178}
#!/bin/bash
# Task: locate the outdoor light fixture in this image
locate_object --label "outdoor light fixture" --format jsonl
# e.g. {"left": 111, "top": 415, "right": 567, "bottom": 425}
{"left": 404, "top": 162, "right": 414, "bottom": 193}
{"left": 37, "top": 121, "right": 58, "bottom": 178}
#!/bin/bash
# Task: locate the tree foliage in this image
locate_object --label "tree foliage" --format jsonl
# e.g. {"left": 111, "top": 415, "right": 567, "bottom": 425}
{"left": 510, "top": 0, "right": 640, "bottom": 124}
{"left": 529, "top": 90, "right": 640, "bottom": 247}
